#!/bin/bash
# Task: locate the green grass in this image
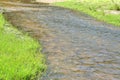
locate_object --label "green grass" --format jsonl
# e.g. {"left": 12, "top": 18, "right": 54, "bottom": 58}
{"left": 0, "top": 13, "right": 5, "bottom": 30}
{"left": 54, "top": 0, "right": 120, "bottom": 26}
{"left": 0, "top": 14, "right": 46, "bottom": 80}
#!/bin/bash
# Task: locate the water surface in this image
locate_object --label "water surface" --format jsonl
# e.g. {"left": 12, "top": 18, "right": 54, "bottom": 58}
{"left": 1, "top": 1, "right": 120, "bottom": 80}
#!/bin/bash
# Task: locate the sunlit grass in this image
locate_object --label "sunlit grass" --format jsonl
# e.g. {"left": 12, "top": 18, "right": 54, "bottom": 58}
{"left": 54, "top": 0, "right": 120, "bottom": 26}
{"left": 0, "top": 14, "right": 46, "bottom": 80}
{"left": 0, "top": 13, "right": 5, "bottom": 29}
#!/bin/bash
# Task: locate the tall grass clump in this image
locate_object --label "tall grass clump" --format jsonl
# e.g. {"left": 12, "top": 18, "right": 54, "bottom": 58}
{"left": 0, "top": 14, "right": 5, "bottom": 30}
{"left": 0, "top": 13, "right": 46, "bottom": 80}
{"left": 54, "top": 0, "right": 120, "bottom": 26}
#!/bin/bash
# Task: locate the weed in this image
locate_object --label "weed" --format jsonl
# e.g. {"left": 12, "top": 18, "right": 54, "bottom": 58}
{"left": 0, "top": 14, "right": 46, "bottom": 80}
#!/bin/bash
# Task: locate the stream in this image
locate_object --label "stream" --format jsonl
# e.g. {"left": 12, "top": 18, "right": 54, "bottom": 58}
{"left": 0, "top": 1, "right": 120, "bottom": 80}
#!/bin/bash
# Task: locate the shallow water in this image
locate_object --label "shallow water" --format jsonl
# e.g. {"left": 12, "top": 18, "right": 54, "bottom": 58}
{"left": 1, "top": 1, "right": 120, "bottom": 80}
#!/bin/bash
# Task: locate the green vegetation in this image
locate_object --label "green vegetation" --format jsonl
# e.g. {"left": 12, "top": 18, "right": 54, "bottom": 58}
{"left": 0, "top": 13, "right": 46, "bottom": 80}
{"left": 54, "top": 0, "right": 120, "bottom": 26}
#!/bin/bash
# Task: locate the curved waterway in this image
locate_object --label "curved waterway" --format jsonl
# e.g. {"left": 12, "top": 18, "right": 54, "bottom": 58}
{"left": 1, "top": 1, "right": 120, "bottom": 80}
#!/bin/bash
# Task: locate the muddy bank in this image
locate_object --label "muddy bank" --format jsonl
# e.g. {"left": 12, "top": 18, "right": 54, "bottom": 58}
{"left": 1, "top": 1, "right": 120, "bottom": 80}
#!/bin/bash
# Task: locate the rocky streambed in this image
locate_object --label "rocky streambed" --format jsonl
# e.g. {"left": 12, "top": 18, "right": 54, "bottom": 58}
{"left": 0, "top": 1, "right": 120, "bottom": 80}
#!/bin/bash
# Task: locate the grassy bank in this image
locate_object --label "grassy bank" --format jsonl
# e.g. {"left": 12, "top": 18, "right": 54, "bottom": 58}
{"left": 0, "top": 13, "right": 46, "bottom": 80}
{"left": 54, "top": 0, "right": 120, "bottom": 26}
